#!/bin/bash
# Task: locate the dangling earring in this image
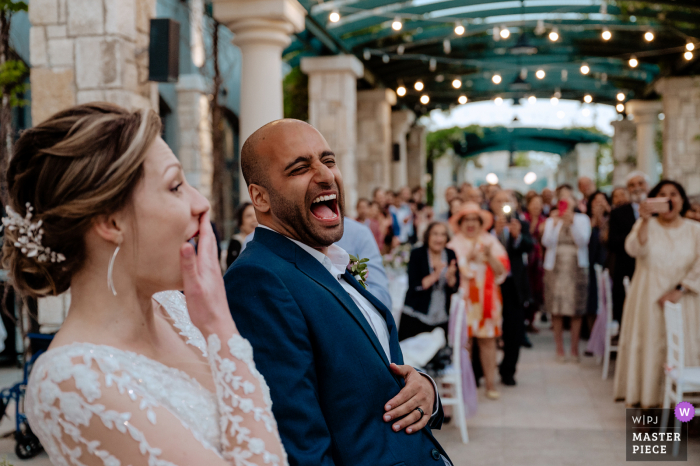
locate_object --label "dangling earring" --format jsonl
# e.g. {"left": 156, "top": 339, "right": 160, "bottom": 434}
{"left": 107, "top": 244, "right": 121, "bottom": 296}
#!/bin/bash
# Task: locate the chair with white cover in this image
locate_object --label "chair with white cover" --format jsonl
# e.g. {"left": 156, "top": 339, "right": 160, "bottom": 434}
{"left": 596, "top": 265, "right": 619, "bottom": 380}
{"left": 661, "top": 301, "right": 700, "bottom": 438}
{"left": 437, "top": 293, "right": 468, "bottom": 444}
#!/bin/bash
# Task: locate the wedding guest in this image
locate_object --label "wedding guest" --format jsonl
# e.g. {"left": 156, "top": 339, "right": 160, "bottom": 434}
{"left": 225, "top": 202, "right": 258, "bottom": 268}
{"left": 685, "top": 200, "right": 700, "bottom": 222}
{"left": 614, "top": 180, "right": 700, "bottom": 408}
{"left": 608, "top": 171, "right": 649, "bottom": 323}
{"left": 414, "top": 205, "right": 435, "bottom": 246}
{"left": 448, "top": 203, "right": 509, "bottom": 400}
{"left": 412, "top": 186, "right": 426, "bottom": 209}
{"left": 356, "top": 198, "right": 371, "bottom": 224}
{"left": 541, "top": 188, "right": 554, "bottom": 216}
{"left": 542, "top": 185, "right": 591, "bottom": 362}
{"left": 577, "top": 176, "right": 596, "bottom": 213}
{"left": 438, "top": 186, "right": 460, "bottom": 221}
{"left": 373, "top": 187, "right": 387, "bottom": 209}
{"left": 463, "top": 186, "right": 485, "bottom": 206}
{"left": 367, "top": 201, "right": 387, "bottom": 247}
{"left": 490, "top": 189, "right": 534, "bottom": 379}
{"left": 458, "top": 182, "right": 472, "bottom": 201}
{"left": 523, "top": 194, "right": 546, "bottom": 332}
{"left": 400, "top": 222, "right": 459, "bottom": 341}
{"left": 611, "top": 186, "right": 629, "bottom": 208}
{"left": 586, "top": 191, "right": 611, "bottom": 328}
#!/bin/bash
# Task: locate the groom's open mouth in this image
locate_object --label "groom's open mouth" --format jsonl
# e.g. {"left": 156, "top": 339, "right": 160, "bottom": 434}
{"left": 310, "top": 193, "right": 340, "bottom": 223}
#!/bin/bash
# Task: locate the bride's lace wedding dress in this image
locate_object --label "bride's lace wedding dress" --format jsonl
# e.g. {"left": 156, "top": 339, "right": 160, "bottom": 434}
{"left": 25, "top": 291, "right": 288, "bottom": 466}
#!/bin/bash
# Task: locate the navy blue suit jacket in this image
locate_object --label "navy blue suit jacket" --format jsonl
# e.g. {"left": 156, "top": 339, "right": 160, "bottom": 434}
{"left": 225, "top": 227, "right": 450, "bottom": 466}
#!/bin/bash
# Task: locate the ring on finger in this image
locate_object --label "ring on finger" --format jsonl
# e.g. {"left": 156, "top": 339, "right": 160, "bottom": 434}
{"left": 415, "top": 407, "right": 425, "bottom": 417}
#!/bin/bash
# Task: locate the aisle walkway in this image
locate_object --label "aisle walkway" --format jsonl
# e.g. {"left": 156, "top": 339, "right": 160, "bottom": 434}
{"left": 1, "top": 329, "right": 698, "bottom": 465}
{"left": 433, "top": 329, "right": 700, "bottom": 466}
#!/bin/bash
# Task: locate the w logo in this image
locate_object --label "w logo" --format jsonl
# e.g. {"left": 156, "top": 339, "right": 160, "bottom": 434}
{"left": 674, "top": 402, "right": 696, "bottom": 423}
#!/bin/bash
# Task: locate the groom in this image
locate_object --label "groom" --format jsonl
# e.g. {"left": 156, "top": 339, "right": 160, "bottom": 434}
{"left": 225, "top": 119, "right": 451, "bottom": 466}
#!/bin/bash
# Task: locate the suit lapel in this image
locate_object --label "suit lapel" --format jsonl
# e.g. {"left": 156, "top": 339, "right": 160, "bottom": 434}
{"left": 342, "top": 270, "right": 403, "bottom": 365}
{"left": 292, "top": 246, "right": 394, "bottom": 369}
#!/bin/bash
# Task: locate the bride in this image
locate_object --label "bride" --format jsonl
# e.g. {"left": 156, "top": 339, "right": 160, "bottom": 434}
{"left": 2, "top": 103, "right": 287, "bottom": 465}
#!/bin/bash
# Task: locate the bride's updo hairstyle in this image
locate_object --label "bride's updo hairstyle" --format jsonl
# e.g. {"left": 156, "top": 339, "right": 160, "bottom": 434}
{"left": 2, "top": 102, "right": 162, "bottom": 298}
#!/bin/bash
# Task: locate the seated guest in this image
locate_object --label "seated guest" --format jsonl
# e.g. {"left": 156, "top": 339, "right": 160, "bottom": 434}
{"left": 400, "top": 222, "right": 459, "bottom": 341}
{"left": 225, "top": 202, "right": 257, "bottom": 268}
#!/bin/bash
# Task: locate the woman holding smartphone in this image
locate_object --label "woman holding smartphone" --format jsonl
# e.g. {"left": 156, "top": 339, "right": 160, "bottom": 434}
{"left": 541, "top": 185, "right": 592, "bottom": 362}
{"left": 613, "top": 180, "right": 700, "bottom": 408}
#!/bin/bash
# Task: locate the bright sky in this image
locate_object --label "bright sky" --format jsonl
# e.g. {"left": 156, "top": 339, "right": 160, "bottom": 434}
{"left": 423, "top": 98, "right": 619, "bottom": 135}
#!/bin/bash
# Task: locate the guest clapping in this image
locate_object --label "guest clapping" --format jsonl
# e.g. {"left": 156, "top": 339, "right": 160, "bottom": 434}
{"left": 400, "top": 222, "right": 460, "bottom": 341}
{"left": 614, "top": 180, "right": 700, "bottom": 408}
{"left": 448, "top": 203, "right": 510, "bottom": 400}
{"left": 542, "top": 185, "right": 591, "bottom": 362}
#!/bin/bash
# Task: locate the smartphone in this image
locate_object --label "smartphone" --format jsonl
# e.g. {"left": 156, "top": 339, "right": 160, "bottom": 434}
{"left": 646, "top": 197, "right": 672, "bottom": 214}
{"left": 502, "top": 203, "right": 514, "bottom": 222}
{"left": 557, "top": 199, "right": 569, "bottom": 214}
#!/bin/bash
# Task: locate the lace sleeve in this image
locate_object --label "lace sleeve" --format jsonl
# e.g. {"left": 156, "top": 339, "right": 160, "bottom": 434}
{"left": 26, "top": 350, "right": 230, "bottom": 466}
{"left": 207, "top": 333, "right": 287, "bottom": 466}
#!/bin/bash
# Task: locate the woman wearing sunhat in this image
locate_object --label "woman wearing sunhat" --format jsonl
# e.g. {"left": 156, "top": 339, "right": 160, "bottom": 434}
{"left": 448, "top": 202, "right": 510, "bottom": 400}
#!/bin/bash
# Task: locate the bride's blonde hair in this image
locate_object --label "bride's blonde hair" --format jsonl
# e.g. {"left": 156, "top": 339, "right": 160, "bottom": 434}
{"left": 2, "top": 102, "right": 162, "bottom": 298}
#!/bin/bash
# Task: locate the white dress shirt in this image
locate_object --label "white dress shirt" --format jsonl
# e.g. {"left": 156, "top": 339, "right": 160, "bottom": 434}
{"left": 258, "top": 225, "right": 440, "bottom": 418}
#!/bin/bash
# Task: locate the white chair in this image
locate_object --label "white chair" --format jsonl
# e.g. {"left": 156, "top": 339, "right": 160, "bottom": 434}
{"left": 595, "top": 265, "right": 619, "bottom": 380}
{"left": 437, "top": 293, "right": 468, "bottom": 444}
{"left": 661, "top": 301, "right": 700, "bottom": 442}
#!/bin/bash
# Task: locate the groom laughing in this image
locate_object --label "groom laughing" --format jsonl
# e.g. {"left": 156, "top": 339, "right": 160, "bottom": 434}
{"left": 225, "top": 119, "right": 451, "bottom": 466}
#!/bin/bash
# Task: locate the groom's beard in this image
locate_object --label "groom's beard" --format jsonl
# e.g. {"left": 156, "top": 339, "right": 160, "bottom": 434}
{"left": 268, "top": 186, "right": 345, "bottom": 248}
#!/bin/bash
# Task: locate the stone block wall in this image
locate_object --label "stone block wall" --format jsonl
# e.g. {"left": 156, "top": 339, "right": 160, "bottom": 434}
{"left": 356, "top": 89, "right": 395, "bottom": 199}
{"left": 611, "top": 120, "right": 637, "bottom": 186}
{"left": 29, "top": 0, "right": 157, "bottom": 124}
{"left": 406, "top": 125, "right": 427, "bottom": 189}
{"left": 656, "top": 77, "right": 700, "bottom": 195}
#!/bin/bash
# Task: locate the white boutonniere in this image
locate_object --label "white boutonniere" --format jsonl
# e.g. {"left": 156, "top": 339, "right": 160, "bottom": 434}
{"left": 348, "top": 254, "right": 369, "bottom": 289}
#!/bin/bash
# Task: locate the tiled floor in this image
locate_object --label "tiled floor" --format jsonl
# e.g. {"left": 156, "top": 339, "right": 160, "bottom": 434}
{"left": 0, "top": 328, "right": 697, "bottom": 465}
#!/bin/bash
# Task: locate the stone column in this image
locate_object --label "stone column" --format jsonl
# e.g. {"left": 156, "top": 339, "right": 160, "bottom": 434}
{"left": 213, "top": 0, "right": 306, "bottom": 200}
{"left": 611, "top": 120, "right": 637, "bottom": 186}
{"left": 433, "top": 152, "right": 455, "bottom": 216}
{"left": 406, "top": 125, "right": 427, "bottom": 189}
{"left": 575, "top": 142, "right": 598, "bottom": 182}
{"left": 627, "top": 100, "right": 663, "bottom": 184}
{"left": 356, "top": 89, "right": 396, "bottom": 199}
{"left": 29, "top": 0, "right": 157, "bottom": 124}
{"left": 301, "top": 55, "right": 363, "bottom": 217}
{"left": 177, "top": 74, "right": 213, "bottom": 200}
{"left": 655, "top": 77, "right": 700, "bottom": 194}
{"left": 390, "top": 110, "right": 415, "bottom": 191}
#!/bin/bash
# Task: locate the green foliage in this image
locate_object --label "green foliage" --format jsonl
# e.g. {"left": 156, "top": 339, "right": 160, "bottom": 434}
{"left": 426, "top": 124, "right": 484, "bottom": 160}
{"left": 0, "top": 456, "right": 13, "bottom": 466}
{"left": 0, "top": 59, "right": 28, "bottom": 106}
{"left": 513, "top": 151, "right": 530, "bottom": 167}
{"left": 0, "top": 1, "right": 27, "bottom": 13}
{"left": 348, "top": 254, "right": 369, "bottom": 289}
{"left": 283, "top": 66, "right": 308, "bottom": 121}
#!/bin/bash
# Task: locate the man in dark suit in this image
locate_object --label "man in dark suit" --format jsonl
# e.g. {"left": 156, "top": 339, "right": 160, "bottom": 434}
{"left": 489, "top": 189, "right": 534, "bottom": 385}
{"left": 608, "top": 171, "right": 649, "bottom": 323}
{"left": 225, "top": 119, "right": 450, "bottom": 466}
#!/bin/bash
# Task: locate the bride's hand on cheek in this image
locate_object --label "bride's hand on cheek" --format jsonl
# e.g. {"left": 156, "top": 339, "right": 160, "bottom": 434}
{"left": 180, "top": 212, "right": 234, "bottom": 336}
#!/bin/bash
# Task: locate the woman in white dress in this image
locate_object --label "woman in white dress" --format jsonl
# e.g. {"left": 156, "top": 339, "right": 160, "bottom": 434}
{"left": 2, "top": 103, "right": 287, "bottom": 465}
{"left": 613, "top": 180, "right": 700, "bottom": 408}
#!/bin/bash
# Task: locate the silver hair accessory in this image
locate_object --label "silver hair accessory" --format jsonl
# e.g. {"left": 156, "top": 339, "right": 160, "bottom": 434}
{"left": 107, "top": 244, "right": 120, "bottom": 296}
{"left": 1, "top": 203, "right": 66, "bottom": 263}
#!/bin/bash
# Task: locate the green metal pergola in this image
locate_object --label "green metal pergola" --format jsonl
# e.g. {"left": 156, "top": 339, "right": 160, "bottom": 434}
{"left": 286, "top": 1, "right": 700, "bottom": 111}
{"left": 454, "top": 126, "right": 611, "bottom": 158}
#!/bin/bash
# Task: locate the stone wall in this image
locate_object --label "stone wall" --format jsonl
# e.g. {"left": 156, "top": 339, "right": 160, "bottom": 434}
{"left": 29, "top": 0, "right": 157, "bottom": 124}
{"left": 406, "top": 125, "right": 427, "bottom": 189}
{"left": 611, "top": 120, "right": 637, "bottom": 186}
{"left": 656, "top": 77, "right": 700, "bottom": 194}
{"left": 356, "top": 89, "right": 395, "bottom": 199}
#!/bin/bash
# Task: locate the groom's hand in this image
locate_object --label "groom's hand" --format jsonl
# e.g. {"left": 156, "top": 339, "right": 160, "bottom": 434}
{"left": 383, "top": 363, "right": 435, "bottom": 434}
